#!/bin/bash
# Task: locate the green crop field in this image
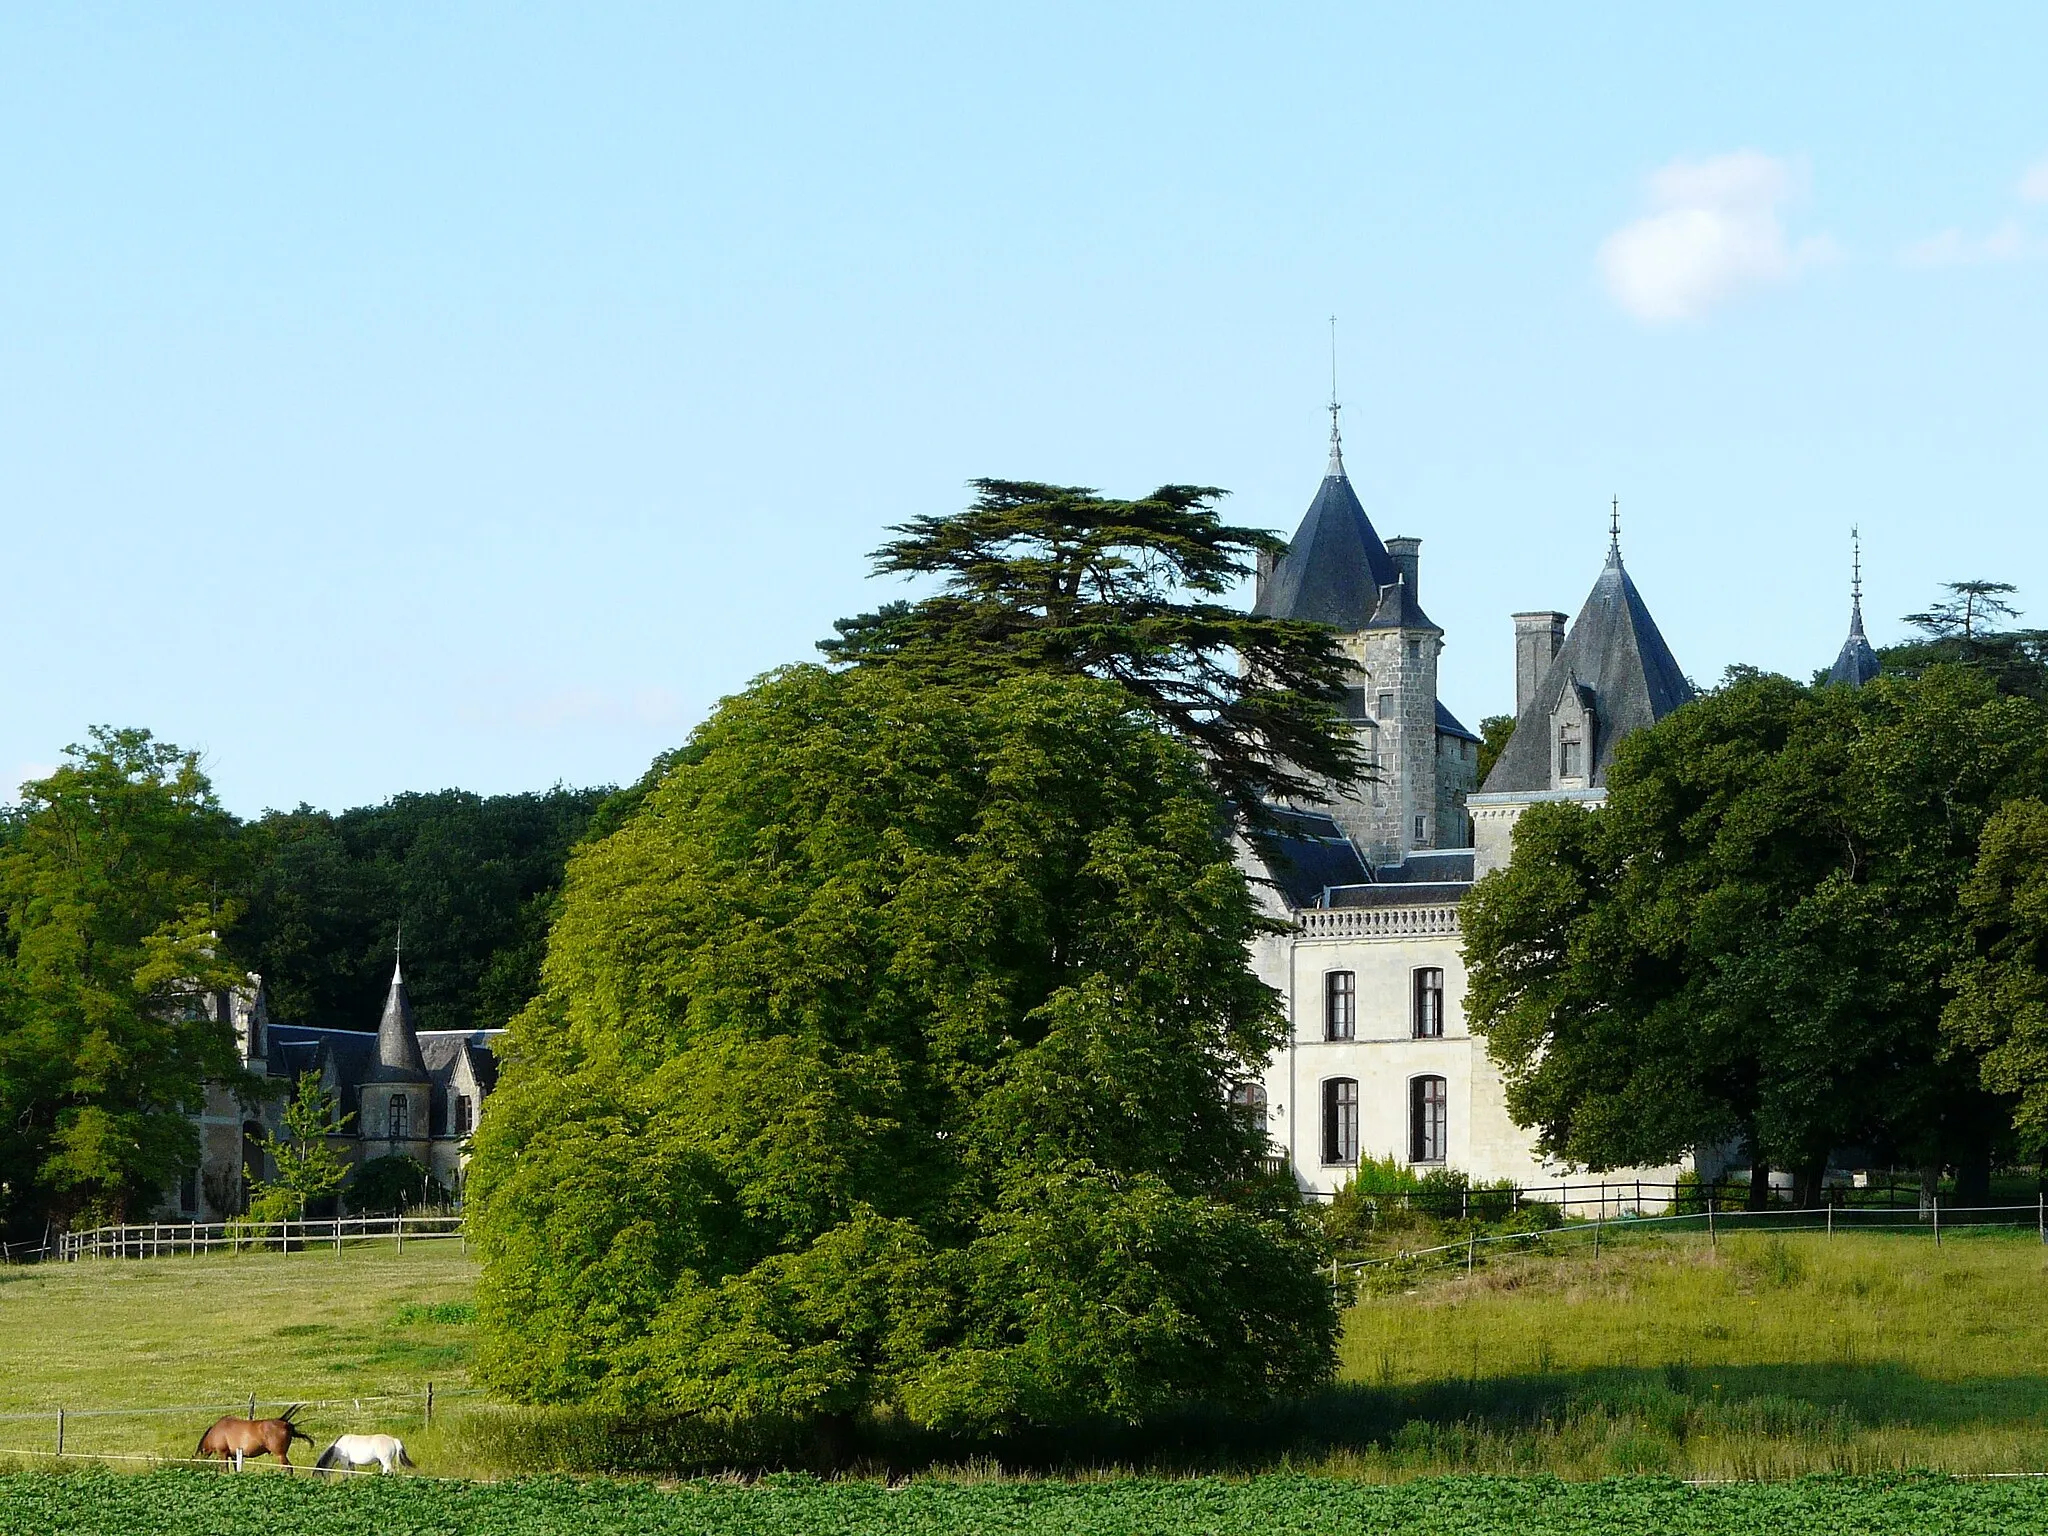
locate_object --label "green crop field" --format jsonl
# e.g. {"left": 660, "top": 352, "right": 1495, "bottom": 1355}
{"left": 4, "top": 1470, "right": 2048, "bottom": 1536}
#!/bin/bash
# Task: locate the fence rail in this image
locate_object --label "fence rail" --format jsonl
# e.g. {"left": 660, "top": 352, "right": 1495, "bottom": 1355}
{"left": 52, "top": 1214, "right": 464, "bottom": 1262}
{"left": 1295, "top": 1174, "right": 2013, "bottom": 1218}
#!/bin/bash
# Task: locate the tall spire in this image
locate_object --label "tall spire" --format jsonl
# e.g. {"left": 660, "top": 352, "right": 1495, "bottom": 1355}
{"left": 1608, "top": 495, "right": 1622, "bottom": 562}
{"left": 370, "top": 926, "right": 428, "bottom": 1082}
{"left": 1828, "top": 526, "right": 1881, "bottom": 687}
{"left": 1849, "top": 525, "right": 1866, "bottom": 636}
{"left": 1326, "top": 314, "right": 1345, "bottom": 477}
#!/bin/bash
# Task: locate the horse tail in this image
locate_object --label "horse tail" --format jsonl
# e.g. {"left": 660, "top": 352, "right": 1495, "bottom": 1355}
{"left": 397, "top": 1441, "right": 415, "bottom": 1469}
{"left": 280, "top": 1403, "right": 303, "bottom": 1422}
{"left": 315, "top": 1444, "right": 338, "bottom": 1471}
{"left": 290, "top": 1421, "right": 315, "bottom": 1445}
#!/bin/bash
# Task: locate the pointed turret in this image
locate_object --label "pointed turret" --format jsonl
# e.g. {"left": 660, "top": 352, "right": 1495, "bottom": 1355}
{"left": 1481, "top": 516, "right": 1693, "bottom": 794}
{"left": 1252, "top": 408, "right": 1410, "bottom": 629}
{"left": 369, "top": 953, "right": 429, "bottom": 1083}
{"left": 1828, "top": 528, "right": 1881, "bottom": 688}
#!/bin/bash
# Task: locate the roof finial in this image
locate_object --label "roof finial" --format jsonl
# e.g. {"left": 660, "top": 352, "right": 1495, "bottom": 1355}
{"left": 1326, "top": 314, "right": 1344, "bottom": 477}
{"left": 1609, "top": 495, "right": 1621, "bottom": 559}
{"left": 1850, "top": 525, "right": 1866, "bottom": 637}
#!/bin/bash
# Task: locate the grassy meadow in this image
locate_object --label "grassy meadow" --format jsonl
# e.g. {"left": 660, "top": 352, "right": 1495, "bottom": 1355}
{"left": 7, "top": 1226, "right": 2048, "bottom": 1480}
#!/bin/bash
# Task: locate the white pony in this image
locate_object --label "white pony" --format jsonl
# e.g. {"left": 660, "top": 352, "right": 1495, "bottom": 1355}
{"left": 314, "top": 1433, "right": 416, "bottom": 1474}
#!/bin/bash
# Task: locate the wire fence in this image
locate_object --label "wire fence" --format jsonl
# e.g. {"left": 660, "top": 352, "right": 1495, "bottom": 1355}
{"left": 1335, "top": 1196, "right": 2048, "bottom": 1288}
{"left": 0, "top": 1385, "right": 482, "bottom": 1473}
{"left": 48, "top": 1214, "right": 465, "bottom": 1262}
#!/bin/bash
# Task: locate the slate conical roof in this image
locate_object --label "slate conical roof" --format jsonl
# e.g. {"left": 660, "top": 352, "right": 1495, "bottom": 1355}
{"left": 1481, "top": 542, "right": 1694, "bottom": 794}
{"left": 1252, "top": 425, "right": 1407, "bottom": 630}
{"left": 368, "top": 956, "right": 430, "bottom": 1083}
{"left": 1828, "top": 537, "right": 1881, "bottom": 688}
{"left": 1828, "top": 601, "right": 1881, "bottom": 688}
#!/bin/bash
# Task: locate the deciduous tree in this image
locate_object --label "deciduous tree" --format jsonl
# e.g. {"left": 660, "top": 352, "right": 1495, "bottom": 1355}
{"left": 467, "top": 667, "right": 1334, "bottom": 1429}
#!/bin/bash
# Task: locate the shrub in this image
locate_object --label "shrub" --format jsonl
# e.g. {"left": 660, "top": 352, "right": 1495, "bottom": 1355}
{"left": 347, "top": 1155, "right": 446, "bottom": 1216}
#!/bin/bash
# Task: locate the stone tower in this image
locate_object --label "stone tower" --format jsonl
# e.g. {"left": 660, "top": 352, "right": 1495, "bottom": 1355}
{"left": 363, "top": 950, "right": 433, "bottom": 1158}
{"left": 1252, "top": 411, "right": 1478, "bottom": 867}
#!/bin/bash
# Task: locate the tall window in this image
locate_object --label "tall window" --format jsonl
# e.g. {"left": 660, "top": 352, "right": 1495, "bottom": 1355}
{"left": 389, "top": 1093, "right": 410, "bottom": 1140}
{"left": 1410, "top": 1075, "right": 1447, "bottom": 1163}
{"left": 454, "top": 1094, "right": 474, "bottom": 1136}
{"left": 1558, "top": 724, "right": 1583, "bottom": 780}
{"left": 1413, "top": 968, "right": 1445, "bottom": 1038}
{"left": 1376, "top": 691, "right": 1395, "bottom": 722}
{"left": 179, "top": 1168, "right": 199, "bottom": 1214}
{"left": 1322, "top": 1077, "right": 1359, "bottom": 1165}
{"left": 1324, "top": 971, "right": 1356, "bottom": 1040}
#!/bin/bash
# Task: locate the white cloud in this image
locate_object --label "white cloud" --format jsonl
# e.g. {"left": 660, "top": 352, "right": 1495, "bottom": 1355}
{"left": 2019, "top": 156, "right": 2048, "bottom": 204}
{"left": 1901, "top": 219, "right": 2034, "bottom": 268}
{"left": 1598, "top": 151, "right": 1835, "bottom": 323}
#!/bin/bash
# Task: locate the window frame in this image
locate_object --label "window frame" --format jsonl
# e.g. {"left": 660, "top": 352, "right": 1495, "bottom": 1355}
{"left": 389, "top": 1093, "right": 410, "bottom": 1141}
{"left": 1413, "top": 967, "right": 1445, "bottom": 1038}
{"left": 1409, "top": 1074, "right": 1448, "bottom": 1164}
{"left": 1324, "top": 970, "right": 1356, "bottom": 1041}
{"left": 1322, "top": 1076, "right": 1360, "bottom": 1166}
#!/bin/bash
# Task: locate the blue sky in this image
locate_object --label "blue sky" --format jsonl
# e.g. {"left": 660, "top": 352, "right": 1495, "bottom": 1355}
{"left": 2, "top": 5, "right": 2043, "bottom": 814}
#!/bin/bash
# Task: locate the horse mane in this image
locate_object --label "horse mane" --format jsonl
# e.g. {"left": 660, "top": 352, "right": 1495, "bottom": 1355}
{"left": 315, "top": 1443, "right": 340, "bottom": 1470}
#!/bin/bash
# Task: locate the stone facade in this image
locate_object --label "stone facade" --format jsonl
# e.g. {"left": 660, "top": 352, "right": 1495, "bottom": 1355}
{"left": 1244, "top": 428, "right": 1694, "bottom": 1204}
{"left": 164, "top": 962, "right": 500, "bottom": 1219}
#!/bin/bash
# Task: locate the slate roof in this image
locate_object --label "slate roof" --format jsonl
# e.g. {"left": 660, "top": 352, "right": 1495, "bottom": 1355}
{"left": 1828, "top": 598, "right": 1881, "bottom": 687}
{"left": 1435, "top": 700, "right": 1480, "bottom": 742}
{"left": 1252, "top": 448, "right": 1406, "bottom": 630}
{"left": 267, "top": 1023, "right": 503, "bottom": 1128}
{"left": 1364, "top": 573, "right": 1440, "bottom": 632}
{"left": 1481, "top": 545, "right": 1694, "bottom": 794}
{"left": 369, "top": 963, "right": 430, "bottom": 1083}
{"left": 1250, "top": 807, "right": 1372, "bottom": 908}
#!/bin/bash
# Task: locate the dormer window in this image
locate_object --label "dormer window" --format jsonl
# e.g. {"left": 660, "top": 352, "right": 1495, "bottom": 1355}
{"left": 1557, "top": 724, "right": 1583, "bottom": 780}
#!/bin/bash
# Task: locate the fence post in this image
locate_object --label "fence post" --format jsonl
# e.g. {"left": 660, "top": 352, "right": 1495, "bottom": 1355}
{"left": 1827, "top": 1201, "right": 1833, "bottom": 1238}
{"left": 1466, "top": 1233, "right": 1475, "bottom": 1276}
{"left": 1708, "top": 1196, "right": 1717, "bottom": 1250}
{"left": 1594, "top": 1205, "right": 1603, "bottom": 1259}
{"left": 2039, "top": 1191, "right": 2044, "bottom": 1246}
{"left": 1934, "top": 1194, "right": 1941, "bottom": 1247}
{"left": 55, "top": 1409, "right": 63, "bottom": 1456}
{"left": 425, "top": 1382, "right": 434, "bottom": 1428}
{"left": 248, "top": 1393, "right": 257, "bottom": 1420}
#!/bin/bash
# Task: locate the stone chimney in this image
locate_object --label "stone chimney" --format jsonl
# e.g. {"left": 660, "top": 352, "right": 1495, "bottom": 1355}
{"left": 1386, "top": 537, "right": 1421, "bottom": 607}
{"left": 1255, "top": 547, "right": 1276, "bottom": 604}
{"left": 1513, "top": 611, "right": 1567, "bottom": 716}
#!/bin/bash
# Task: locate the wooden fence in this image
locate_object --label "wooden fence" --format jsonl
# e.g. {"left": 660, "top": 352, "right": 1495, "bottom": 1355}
{"left": 53, "top": 1213, "right": 464, "bottom": 1261}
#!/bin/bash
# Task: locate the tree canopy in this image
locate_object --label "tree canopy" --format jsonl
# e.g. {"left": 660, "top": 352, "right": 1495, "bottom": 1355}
{"left": 1462, "top": 667, "right": 2045, "bottom": 1206}
{"left": 820, "top": 479, "right": 1361, "bottom": 826}
{"left": 466, "top": 665, "right": 1334, "bottom": 1430}
{"left": 236, "top": 786, "right": 610, "bottom": 1033}
{"left": 0, "top": 729, "right": 255, "bottom": 1233}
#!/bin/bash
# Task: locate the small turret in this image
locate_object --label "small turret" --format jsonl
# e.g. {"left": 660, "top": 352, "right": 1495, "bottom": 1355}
{"left": 370, "top": 953, "right": 429, "bottom": 1083}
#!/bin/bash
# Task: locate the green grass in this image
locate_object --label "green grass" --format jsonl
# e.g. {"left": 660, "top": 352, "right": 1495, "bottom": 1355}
{"left": 6, "top": 1470, "right": 2048, "bottom": 1535}
{"left": 0, "top": 1241, "right": 478, "bottom": 1466}
{"left": 1328, "top": 1226, "right": 2048, "bottom": 1477}
{"left": 9, "top": 1227, "right": 2048, "bottom": 1484}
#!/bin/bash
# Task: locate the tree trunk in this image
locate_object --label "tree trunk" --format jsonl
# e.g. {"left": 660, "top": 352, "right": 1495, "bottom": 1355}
{"left": 1794, "top": 1155, "right": 1829, "bottom": 1211}
{"left": 1955, "top": 1147, "right": 1992, "bottom": 1207}
{"left": 1748, "top": 1160, "right": 1772, "bottom": 1211}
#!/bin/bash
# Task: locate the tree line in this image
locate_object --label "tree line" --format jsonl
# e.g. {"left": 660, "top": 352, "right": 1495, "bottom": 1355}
{"left": 1463, "top": 584, "right": 2048, "bottom": 1208}
{"left": 0, "top": 739, "right": 626, "bottom": 1241}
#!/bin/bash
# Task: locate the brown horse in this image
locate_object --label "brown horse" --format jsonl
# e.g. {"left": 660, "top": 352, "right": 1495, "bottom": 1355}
{"left": 196, "top": 1405, "right": 314, "bottom": 1470}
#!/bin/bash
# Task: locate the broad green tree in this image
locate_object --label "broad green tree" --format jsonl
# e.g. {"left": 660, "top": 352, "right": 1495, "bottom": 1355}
{"left": 1463, "top": 668, "right": 2042, "bottom": 1207}
{"left": 0, "top": 728, "right": 255, "bottom": 1233}
{"left": 248, "top": 1070, "right": 352, "bottom": 1219}
{"left": 1944, "top": 799, "right": 2048, "bottom": 1144}
{"left": 467, "top": 667, "right": 1334, "bottom": 1429}
{"left": 820, "top": 480, "right": 1361, "bottom": 826}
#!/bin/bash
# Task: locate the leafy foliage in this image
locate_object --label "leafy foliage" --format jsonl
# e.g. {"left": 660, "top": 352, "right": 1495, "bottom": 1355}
{"left": 1462, "top": 667, "right": 2045, "bottom": 1203}
{"left": 10, "top": 1468, "right": 2048, "bottom": 1534}
{"left": 467, "top": 665, "right": 1335, "bottom": 1430}
{"left": 1474, "top": 714, "right": 1516, "bottom": 786}
{"left": 0, "top": 729, "right": 256, "bottom": 1235}
{"left": 348, "top": 1153, "right": 447, "bottom": 1215}
{"left": 820, "top": 479, "right": 1362, "bottom": 827}
{"left": 250, "top": 1070, "right": 352, "bottom": 1219}
{"left": 1881, "top": 579, "right": 2048, "bottom": 701}
{"left": 1944, "top": 799, "right": 2048, "bottom": 1144}
{"left": 237, "top": 787, "right": 609, "bottom": 1033}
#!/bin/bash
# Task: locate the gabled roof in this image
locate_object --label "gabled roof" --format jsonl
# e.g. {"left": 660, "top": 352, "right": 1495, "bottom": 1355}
{"left": 1252, "top": 448, "right": 1404, "bottom": 631}
{"left": 1364, "top": 574, "right": 1440, "bottom": 633}
{"left": 1481, "top": 545, "right": 1693, "bottom": 794}
{"left": 1828, "top": 599, "right": 1881, "bottom": 687}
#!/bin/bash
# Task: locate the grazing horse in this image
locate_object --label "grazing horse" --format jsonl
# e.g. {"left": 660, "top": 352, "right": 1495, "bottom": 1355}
{"left": 196, "top": 1405, "right": 314, "bottom": 1470}
{"left": 315, "top": 1433, "right": 415, "bottom": 1474}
